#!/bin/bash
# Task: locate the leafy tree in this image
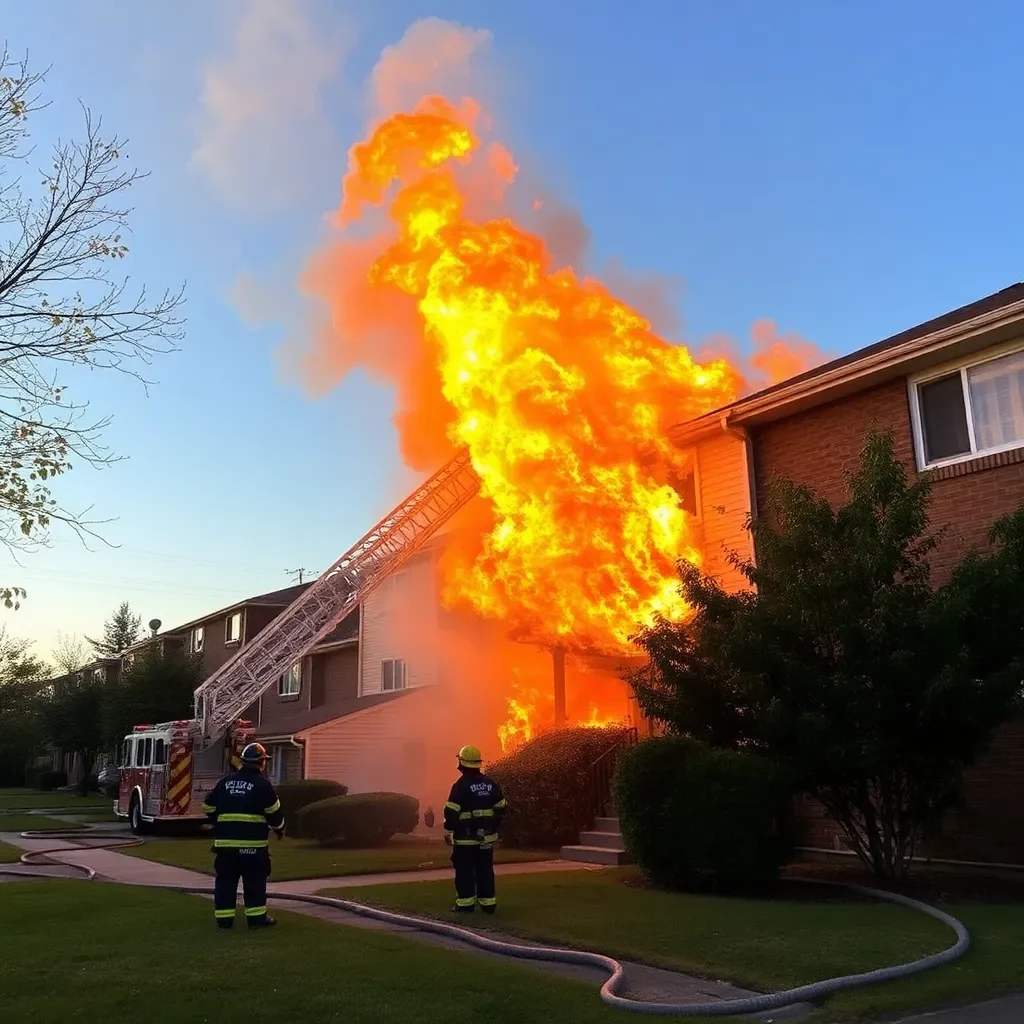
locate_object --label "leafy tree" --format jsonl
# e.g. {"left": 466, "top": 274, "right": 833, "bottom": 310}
{"left": 50, "top": 630, "right": 88, "bottom": 676}
{"left": 631, "top": 430, "right": 1024, "bottom": 881}
{"left": 0, "top": 49, "right": 184, "bottom": 608}
{"left": 86, "top": 601, "right": 142, "bottom": 657}
{"left": 0, "top": 630, "right": 50, "bottom": 784}
{"left": 41, "top": 674, "right": 104, "bottom": 795}
{"left": 101, "top": 647, "right": 202, "bottom": 749}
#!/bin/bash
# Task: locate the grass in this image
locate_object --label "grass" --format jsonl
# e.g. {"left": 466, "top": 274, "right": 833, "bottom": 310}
{"left": 0, "top": 813, "right": 83, "bottom": 833}
{"left": 0, "top": 841, "right": 21, "bottom": 862}
{"left": 121, "top": 833, "right": 555, "bottom": 881}
{"left": 0, "top": 788, "right": 110, "bottom": 810}
{"left": 0, "top": 880, "right": 643, "bottom": 1024}
{"left": 327, "top": 869, "right": 1024, "bottom": 1021}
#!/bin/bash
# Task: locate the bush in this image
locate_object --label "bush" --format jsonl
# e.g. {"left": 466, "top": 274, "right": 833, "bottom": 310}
{"left": 275, "top": 779, "right": 348, "bottom": 830}
{"left": 293, "top": 792, "right": 419, "bottom": 846}
{"left": 29, "top": 769, "right": 67, "bottom": 792}
{"left": 488, "top": 726, "right": 634, "bottom": 848}
{"left": 614, "top": 737, "right": 794, "bottom": 889}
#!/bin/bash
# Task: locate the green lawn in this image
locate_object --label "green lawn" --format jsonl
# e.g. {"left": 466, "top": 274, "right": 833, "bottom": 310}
{"left": 327, "top": 870, "right": 1024, "bottom": 1020}
{"left": 0, "top": 841, "right": 21, "bottom": 863}
{"left": 121, "top": 834, "right": 555, "bottom": 881}
{"left": 0, "top": 813, "right": 83, "bottom": 833}
{"left": 0, "top": 880, "right": 643, "bottom": 1024}
{"left": 0, "top": 788, "right": 111, "bottom": 810}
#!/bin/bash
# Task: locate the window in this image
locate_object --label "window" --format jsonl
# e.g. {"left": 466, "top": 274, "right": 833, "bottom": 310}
{"left": 134, "top": 738, "right": 153, "bottom": 768}
{"left": 119, "top": 739, "right": 133, "bottom": 769}
{"left": 225, "top": 612, "right": 242, "bottom": 645}
{"left": 93, "top": 666, "right": 106, "bottom": 683}
{"left": 190, "top": 626, "right": 205, "bottom": 654}
{"left": 912, "top": 347, "right": 1024, "bottom": 468}
{"left": 154, "top": 739, "right": 167, "bottom": 766}
{"left": 381, "top": 658, "right": 407, "bottom": 692}
{"left": 123, "top": 652, "right": 135, "bottom": 670}
{"left": 269, "top": 746, "right": 285, "bottom": 784}
{"left": 278, "top": 662, "right": 302, "bottom": 697}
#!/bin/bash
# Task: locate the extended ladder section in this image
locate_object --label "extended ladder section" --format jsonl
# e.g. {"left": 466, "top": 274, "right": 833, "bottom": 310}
{"left": 192, "top": 449, "right": 480, "bottom": 743}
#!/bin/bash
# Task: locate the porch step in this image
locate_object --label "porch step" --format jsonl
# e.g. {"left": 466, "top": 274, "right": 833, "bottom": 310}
{"left": 594, "top": 816, "right": 620, "bottom": 832}
{"left": 579, "top": 830, "right": 627, "bottom": 850}
{"left": 560, "top": 844, "right": 633, "bottom": 866}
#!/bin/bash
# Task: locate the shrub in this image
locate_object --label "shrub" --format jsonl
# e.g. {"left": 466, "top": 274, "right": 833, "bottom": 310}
{"left": 30, "top": 769, "right": 67, "bottom": 792}
{"left": 488, "top": 726, "right": 633, "bottom": 848}
{"left": 275, "top": 779, "right": 348, "bottom": 830}
{"left": 294, "top": 792, "right": 419, "bottom": 846}
{"left": 614, "top": 737, "right": 794, "bottom": 889}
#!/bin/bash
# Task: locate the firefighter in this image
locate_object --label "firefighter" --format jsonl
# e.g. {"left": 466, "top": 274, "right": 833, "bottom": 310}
{"left": 443, "top": 744, "right": 507, "bottom": 914}
{"left": 202, "top": 741, "right": 285, "bottom": 930}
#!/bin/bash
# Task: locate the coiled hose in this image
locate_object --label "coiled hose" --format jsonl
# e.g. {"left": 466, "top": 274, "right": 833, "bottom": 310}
{"left": 4, "top": 825, "right": 970, "bottom": 1018}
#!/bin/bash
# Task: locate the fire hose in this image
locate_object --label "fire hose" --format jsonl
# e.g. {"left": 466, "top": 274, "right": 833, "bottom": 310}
{"left": 3, "top": 824, "right": 970, "bottom": 1018}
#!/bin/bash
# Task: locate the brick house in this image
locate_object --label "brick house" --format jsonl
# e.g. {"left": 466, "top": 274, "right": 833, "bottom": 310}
{"left": 670, "top": 280, "right": 1024, "bottom": 866}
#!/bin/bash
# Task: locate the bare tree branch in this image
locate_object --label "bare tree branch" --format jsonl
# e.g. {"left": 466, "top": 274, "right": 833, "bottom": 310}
{"left": 0, "top": 45, "right": 185, "bottom": 604}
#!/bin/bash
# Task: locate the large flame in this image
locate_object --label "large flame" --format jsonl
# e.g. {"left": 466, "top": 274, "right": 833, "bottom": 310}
{"left": 325, "top": 95, "right": 743, "bottom": 659}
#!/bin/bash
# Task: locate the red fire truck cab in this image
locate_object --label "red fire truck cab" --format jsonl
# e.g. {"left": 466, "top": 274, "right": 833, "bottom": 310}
{"left": 115, "top": 719, "right": 256, "bottom": 834}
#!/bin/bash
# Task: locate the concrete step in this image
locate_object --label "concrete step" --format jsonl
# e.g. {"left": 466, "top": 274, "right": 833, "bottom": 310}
{"left": 560, "top": 844, "right": 633, "bottom": 866}
{"left": 594, "top": 816, "right": 620, "bottom": 833}
{"left": 579, "top": 830, "right": 626, "bottom": 850}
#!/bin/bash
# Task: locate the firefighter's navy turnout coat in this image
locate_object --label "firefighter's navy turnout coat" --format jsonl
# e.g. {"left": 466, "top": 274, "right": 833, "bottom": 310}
{"left": 443, "top": 769, "right": 507, "bottom": 845}
{"left": 202, "top": 768, "right": 285, "bottom": 848}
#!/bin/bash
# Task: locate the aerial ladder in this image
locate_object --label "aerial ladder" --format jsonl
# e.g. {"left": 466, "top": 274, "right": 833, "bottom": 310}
{"left": 191, "top": 448, "right": 480, "bottom": 745}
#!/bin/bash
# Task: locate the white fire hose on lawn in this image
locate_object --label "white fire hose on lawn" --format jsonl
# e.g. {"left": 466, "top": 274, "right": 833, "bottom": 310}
{"left": 2, "top": 825, "right": 970, "bottom": 1018}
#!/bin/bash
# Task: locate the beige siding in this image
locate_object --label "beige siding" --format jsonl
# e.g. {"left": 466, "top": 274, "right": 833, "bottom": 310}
{"left": 695, "top": 431, "right": 753, "bottom": 592}
{"left": 359, "top": 549, "right": 440, "bottom": 696}
{"left": 300, "top": 689, "right": 461, "bottom": 813}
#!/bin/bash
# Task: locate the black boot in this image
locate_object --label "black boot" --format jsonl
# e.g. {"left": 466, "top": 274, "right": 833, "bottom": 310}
{"left": 216, "top": 920, "right": 234, "bottom": 930}
{"left": 449, "top": 905, "right": 474, "bottom": 914}
{"left": 248, "top": 915, "right": 277, "bottom": 929}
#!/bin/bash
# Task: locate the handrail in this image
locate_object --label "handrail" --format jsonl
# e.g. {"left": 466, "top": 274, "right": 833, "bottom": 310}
{"left": 584, "top": 727, "right": 638, "bottom": 822}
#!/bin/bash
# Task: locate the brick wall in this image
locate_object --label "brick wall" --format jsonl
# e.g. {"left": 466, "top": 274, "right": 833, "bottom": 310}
{"left": 752, "top": 373, "right": 1024, "bottom": 866}
{"left": 752, "top": 375, "right": 1024, "bottom": 583}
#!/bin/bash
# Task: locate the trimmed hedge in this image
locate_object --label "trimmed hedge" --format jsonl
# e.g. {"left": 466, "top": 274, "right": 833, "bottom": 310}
{"left": 275, "top": 779, "right": 348, "bottom": 830}
{"left": 293, "top": 792, "right": 419, "bottom": 846}
{"left": 614, "top": 737, "right": 794, "bottom": 889}
{"left": 488, "top": 726, "right": 633, "bottom": 848}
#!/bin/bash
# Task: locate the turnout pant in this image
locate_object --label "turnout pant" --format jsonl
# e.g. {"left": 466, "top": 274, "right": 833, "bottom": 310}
{"left": 452, "top": 844, "right": 496, "bottom": 912}
{"left": 213, "top": 848, "right": 270, "bottom": 925}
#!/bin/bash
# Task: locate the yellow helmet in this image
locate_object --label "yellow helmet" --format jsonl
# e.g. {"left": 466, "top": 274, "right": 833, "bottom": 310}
{"left": 457, "top": 744, "right": 483, "bottom": 768}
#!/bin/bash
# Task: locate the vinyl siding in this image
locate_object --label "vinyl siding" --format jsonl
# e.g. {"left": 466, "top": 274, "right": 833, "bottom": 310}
{"left": 359, "top": 549, "right": 440, "bottom": 696}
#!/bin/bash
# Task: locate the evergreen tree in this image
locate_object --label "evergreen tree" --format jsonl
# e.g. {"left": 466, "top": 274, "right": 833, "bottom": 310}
{"left": 87, "top": 601, "right": 142, "bottom": 657}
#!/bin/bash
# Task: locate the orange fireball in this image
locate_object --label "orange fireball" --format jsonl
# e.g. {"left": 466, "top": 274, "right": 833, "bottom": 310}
{"left": 325, "top": 95, "right": 743, "bottom": 656}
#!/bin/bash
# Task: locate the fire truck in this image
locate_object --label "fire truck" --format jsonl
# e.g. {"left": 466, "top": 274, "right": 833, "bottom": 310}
{"left": 114, "top": 451, "right": 480, "bottom": 834}
{"left": 114, "top": 719, "right": 257, "bottom": 833}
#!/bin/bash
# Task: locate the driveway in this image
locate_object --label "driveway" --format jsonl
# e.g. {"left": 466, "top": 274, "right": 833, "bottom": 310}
{"left": 888, "top": 993, "right": 1024, "bottom": 1023}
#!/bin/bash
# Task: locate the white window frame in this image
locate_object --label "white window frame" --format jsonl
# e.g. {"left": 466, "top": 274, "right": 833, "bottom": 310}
{"left": 908, "top": 340, "right": 1024, "bottom": 471}
{"left": 278, "top": 661, "right": 302, "bottom": 697}
{"left": 381, "top": 658, "right": 407, "bottom": 692}
{"left": 269, "top": 746, "right": 285, "bottom": 784}
{"left": 190, "top": 626, "right": 205, "bottom": 654}
{"left": 225, "top": 611, "right": 242, "bottom": 645}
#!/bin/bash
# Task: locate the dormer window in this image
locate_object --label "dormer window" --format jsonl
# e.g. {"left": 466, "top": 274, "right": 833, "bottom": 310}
{"left": 190, "top": 626, "right": 205, "bottom": 654}
{"left": 225, "top": 612, "right": 242, "bottom": 645}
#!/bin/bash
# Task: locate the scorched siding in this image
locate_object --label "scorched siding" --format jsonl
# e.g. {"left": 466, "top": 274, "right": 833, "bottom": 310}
{"left": 694, "top": 431, "right": 753, "bottom": 592}
{"left": 359, "top": 549, "right": 440, "bottom": 696}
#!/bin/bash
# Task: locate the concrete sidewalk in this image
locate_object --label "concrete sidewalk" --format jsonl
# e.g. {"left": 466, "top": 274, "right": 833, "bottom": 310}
{"left": 885, "top": 993, "right": 1024, "bottom": 1023}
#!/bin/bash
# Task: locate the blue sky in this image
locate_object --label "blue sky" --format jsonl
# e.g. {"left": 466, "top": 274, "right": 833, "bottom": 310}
{"left": 1, "top": 0, "right": 1022, "bottom": 662}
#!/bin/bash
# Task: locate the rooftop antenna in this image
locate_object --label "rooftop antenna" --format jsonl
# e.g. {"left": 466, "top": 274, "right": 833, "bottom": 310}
{"left": 285, "top": 568, "right": 316, "bottom": 585}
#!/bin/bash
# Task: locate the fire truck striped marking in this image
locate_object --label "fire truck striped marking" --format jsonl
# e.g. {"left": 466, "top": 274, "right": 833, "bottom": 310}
{"left": 166, "top": 746, "right": 193, "bottom": 815}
